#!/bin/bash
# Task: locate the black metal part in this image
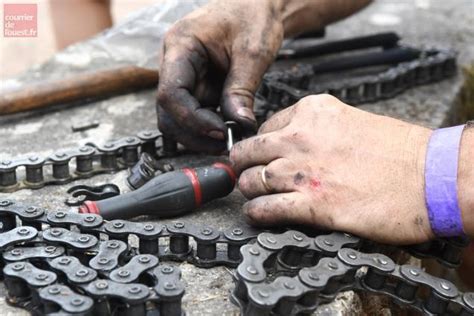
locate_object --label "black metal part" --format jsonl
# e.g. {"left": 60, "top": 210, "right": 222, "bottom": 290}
{"left": 42, "top": 227, "right": 98, "bottom": 250}
{"left": 65, "top": 184, "right": 120, "bottom": 206}
{"left": 89, "top": 240, "right": 127, "bottom": 272}
{"left": 151, "top": 264, "right": 185, "bottom": 316}
{"left": 278, "top": 32, "right": 400, "bottom": 60}
{"left": 39, "top": 284, "right": 94, "bottom": 314}
{"left": 109, "top": 254, "right": 158, "bottom": 283}
{"left": 48, "top": 256, "right": 98, "bottom": 284}
{"left": 3, "top": 245, "right": 65, "bottom": 262}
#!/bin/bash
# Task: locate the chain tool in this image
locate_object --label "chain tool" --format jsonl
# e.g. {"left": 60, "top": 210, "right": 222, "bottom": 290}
{"left": 0, "top": 200, "right": 471, "bottom": 315}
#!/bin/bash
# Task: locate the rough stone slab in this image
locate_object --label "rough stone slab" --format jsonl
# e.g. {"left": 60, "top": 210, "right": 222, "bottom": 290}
{"left": 0, "top": 1, "right": 473, "bottom": 315}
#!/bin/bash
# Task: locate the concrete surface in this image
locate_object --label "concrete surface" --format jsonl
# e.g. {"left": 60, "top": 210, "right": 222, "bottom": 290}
{"left": 0, "top": 0, "right": 473, "bottom": 315}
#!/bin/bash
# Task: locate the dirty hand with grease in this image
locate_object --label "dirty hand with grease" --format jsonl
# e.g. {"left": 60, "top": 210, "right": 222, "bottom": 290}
{"left": 230, "top": 94, "right": 474, "bottom": 245}
{"left": 157, "top": 0, "right": 373, "bottom": 153}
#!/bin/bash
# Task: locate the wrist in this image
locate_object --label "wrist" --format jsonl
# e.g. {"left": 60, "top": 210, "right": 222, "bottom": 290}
{"left": 459, "top": 125, "right": 474, "bottom": 236}
{"left": 412, "top": 126, "right": 435, "bottom": 241}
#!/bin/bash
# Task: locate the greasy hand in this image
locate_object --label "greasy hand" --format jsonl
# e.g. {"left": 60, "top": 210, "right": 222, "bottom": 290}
{"left": 231, "top": 94, "right": 434, "bottom": 245}
{"left": 157, "top": 0, "right": 284, "bottom": 153}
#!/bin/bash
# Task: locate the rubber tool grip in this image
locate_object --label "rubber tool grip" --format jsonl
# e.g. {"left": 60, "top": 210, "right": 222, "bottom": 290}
{"left": 79, "top": 163, "right": 236, "bottom": 220}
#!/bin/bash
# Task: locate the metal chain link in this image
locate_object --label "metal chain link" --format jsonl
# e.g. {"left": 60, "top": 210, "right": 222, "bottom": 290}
{"left": 0, "top": 130, "right": 173, "bottom": 193}
{"left": 232, "top": 230, "right": 474, "bottom": 316}
{"left": 0, "top": 200, "right": 471, "bottom": 315}
{"left": 0, "top": 200, "right": 263, "bottom": 315}
{"left": 254, "top": 47, "right": 457, "bottom": 123}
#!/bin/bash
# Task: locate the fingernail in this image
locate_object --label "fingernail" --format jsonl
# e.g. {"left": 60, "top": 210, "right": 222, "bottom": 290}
{"left": 237, "top": 107, "right": 256, "bottom": 123}
{"left": 207, "top": 130, "right": 225, "bottom": 140}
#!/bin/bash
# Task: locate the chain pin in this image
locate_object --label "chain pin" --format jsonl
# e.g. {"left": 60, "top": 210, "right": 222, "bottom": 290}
{"left": 249, "top": 248, "right": 260, "bottom": 256}
{"left": 18, "top": 228, "right": 30, "bottom": 236}
{"left": 113, "top": 221, "right": 125, "bottom": 228}
{"left": 246, "top": 266, "right": 258, "bottom": 275}
{"left": 59, "top": 257, "right": 72, "bottom": 265}
{"left": 76, "top": 269, "right": 89, "bottom": 277}
{"left": 12, "top": 263, "right": 25, "bottom": 271}
{"left": 174, "top": 222, "right": 185, "bottom": 229}
{"left": 71, "top": 298, "right": 84, "bottom": 306}
{"left": 164, "top": 282, "right": 176, "bottom": 291}
{"left": 107, "top": 241, "right": 119, "bottom": 249}
{"left": 257, "top": 289, "right": 269, "bottom": 297}
{"left": 144, "top": 224, "right": 154, "bottom": 231}
{"left": 162, "top": 266, "right": 174, "bottom": 274}
{"left": 95, "top": 281, "right": 108, "bottom": 289}
{"left": 232, "top": 228, "right": 243, "bottom": 236}
{"left": 78, "top": 236, "right": 90, "bottom": 243}
{"left": 48, "top": 286, "right": 61, "bottom": 295}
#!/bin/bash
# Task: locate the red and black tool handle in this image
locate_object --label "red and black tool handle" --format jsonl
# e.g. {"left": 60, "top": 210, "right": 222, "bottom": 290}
{"left": 79, "top": 163, "right": 236, "bottom": 220}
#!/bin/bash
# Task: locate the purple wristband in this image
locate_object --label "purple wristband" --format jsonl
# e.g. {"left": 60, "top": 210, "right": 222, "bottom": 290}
{"left": 425, "top": 125, "right": 465, "bottom": 237}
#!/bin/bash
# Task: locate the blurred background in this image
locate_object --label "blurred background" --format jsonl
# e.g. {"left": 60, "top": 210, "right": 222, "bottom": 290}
{"left": 0, "top": 0, "right": 157, "bottom": 81}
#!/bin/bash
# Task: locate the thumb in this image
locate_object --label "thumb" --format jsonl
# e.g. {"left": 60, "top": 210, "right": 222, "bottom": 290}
{"left": 221, "top": 54, "right": 272, "bottom": 135}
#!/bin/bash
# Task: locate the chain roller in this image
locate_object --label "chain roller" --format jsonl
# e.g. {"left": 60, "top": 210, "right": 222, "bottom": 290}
{"left": 149, "top": 264, "right": 186, "bottom": 316}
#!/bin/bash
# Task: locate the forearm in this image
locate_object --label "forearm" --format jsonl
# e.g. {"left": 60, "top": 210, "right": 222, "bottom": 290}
{"left": 277, "top": 0, "right": 373, "bottom": 38}
{"left": 459, "top": 123, "right": 474, "bottom": 236}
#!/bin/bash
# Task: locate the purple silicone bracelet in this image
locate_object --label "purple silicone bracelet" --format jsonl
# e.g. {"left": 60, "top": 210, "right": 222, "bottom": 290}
{"left": 425, "top": 125, "right": 465, "bottom": 237}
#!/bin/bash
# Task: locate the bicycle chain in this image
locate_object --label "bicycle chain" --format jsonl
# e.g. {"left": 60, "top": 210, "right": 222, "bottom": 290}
{"left": 255, "top": 47, "right": 457, "bottom": 122}
{"left": 232, "top": 230, "right": 474, "bottom": 316}
{"left": 0, "top": 200, "right": 471, "bottom": 315}
{"left": 0, "top": 130, "right": 174, "bottom": 193}
{"left": 0, "top": 199, "right": 262, "bottom": 315}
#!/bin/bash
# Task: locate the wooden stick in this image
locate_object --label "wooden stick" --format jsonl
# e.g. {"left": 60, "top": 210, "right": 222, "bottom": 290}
{"left": 0, "top": 65, "right": 159, "bottom": 115}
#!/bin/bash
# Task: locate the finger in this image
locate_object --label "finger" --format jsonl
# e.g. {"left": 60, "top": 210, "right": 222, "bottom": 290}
{"left": 238, "top": 158, "right": 295, "bottom": 199}
{"left": 221, "top": 53, "right": 274, "bottom": 136}
{"left": 243, "top": 192, "right": 313, "bottom": 227}
{"left": 230, "top": 132, "right": 281, "bottom": 174}
{"left": 158, "top": 106, "right": 225, "bottom": 153}
{"left": 258, "top": 106, "right": 295, "bottom": 135}
{"left": 157, "top": 41, "right": 226, "bottom": 140}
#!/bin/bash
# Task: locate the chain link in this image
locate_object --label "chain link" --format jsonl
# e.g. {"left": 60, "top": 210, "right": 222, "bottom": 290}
{"left": 0, "top": 200, "right": 471, "bottom": 315}
{"left": 232, "top": 230, "right": 474, "bottom": 316}
{"left": 0, "top": 130, "right": 170, "bottom": 193}
{"left": 255, "top": 47, "right": 457, "bottom": 123}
